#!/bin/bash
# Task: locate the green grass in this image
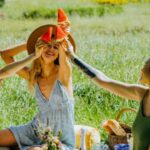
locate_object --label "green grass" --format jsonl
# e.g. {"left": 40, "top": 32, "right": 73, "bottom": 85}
{"left": 22, "top": 5, "right": 123, "bottom": 19}
{"left": 0, "top": 0, "right": 123, "bottom": 19}
{"left": 0, "top": 1, "right": 150, "bottom": 141}
{"left": 0, "top": 0, "right": 94, "bottom": 19}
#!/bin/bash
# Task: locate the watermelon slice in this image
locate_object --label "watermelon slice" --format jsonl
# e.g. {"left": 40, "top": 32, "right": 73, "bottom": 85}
{"left": 55, "top": 26, "right": 67, "bottom": 42}
{"left": 40, "top": 27, "right": 52, "bottom": 43}
{"left": 58, "top": 8, "right": 69, "bottom": 24}
{"left": 58, "top": 8, "right": 71, "bottom": 35}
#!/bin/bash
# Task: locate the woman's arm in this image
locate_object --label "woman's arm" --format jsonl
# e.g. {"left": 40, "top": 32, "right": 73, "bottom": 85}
{"left": 0, "top": 53, "right": 37, "bottom": 80}
{"left": 0, "top": 43, "right": 29, "bottom": 79}
{"left": 0, "top": 44, "right": 44, "bottom": 80}
{"left": 1, "top": 43, "right": 27, "bottom": 63}
{"left": 67, "top": 50, "right": 148, "bottom": 101}
{"left": 58, "top": 42, "right": 73, "bottom": 98}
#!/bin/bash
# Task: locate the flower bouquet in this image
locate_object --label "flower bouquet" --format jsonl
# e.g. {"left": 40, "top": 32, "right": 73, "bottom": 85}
{"left": 39, "top": 127, "right": 63, "bottom": 150}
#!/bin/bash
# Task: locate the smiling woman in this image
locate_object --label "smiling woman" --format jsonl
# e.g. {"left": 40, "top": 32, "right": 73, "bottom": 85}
{"left": 0, "top": 9, "right": 76, "bottom": 150}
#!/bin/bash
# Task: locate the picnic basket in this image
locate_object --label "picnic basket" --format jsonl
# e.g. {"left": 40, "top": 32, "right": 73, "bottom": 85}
{"left": 108, "top": 108, "right": 136, "bottom": 150}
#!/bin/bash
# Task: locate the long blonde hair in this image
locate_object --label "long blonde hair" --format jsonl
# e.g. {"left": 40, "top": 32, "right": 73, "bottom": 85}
{"left": 28, "top": 58, "right": 42, "bottom": 90}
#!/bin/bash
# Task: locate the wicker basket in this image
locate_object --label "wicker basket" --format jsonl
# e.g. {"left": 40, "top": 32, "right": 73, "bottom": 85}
{"left": 108, "top": 108, "right": 136, "bottom": 150}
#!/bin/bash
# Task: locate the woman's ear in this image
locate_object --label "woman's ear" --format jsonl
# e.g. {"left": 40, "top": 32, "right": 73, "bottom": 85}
{"left": 57, "top": 8, "right": 71, "bottom": 35}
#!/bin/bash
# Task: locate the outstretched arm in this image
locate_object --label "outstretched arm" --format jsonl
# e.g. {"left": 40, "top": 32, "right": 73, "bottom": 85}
{"left": 66, "top": 43, "right": 148, "bottom": 101}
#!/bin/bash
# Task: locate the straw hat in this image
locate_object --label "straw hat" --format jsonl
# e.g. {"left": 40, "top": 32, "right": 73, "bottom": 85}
{"left": 27, "top": 24, "right": 76, "bottom": 54}
{"left": 27, "top": 8, "right": 76, "bottom": 54}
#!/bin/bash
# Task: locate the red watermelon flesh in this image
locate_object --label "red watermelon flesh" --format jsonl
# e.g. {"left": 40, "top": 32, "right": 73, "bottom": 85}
{"left": 58, "top": 8, "right": 68, "bottom": 23}
{"left": 40, "top": 27, "right": 52, "bottom": 43}
{"left": 55, "top": 26, "right": 67, "bottom": 42}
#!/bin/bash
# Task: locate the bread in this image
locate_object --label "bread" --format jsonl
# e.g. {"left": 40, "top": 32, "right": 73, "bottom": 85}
{"left": 102, "top": 119, "right": 126, "bottom": 136}
{"left": 74, "top": 125, "right": 100, "bottom": 150}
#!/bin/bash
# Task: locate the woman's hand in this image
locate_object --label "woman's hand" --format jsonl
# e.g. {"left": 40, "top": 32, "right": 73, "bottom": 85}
{"left": 61, "top": 38, "right": 75, "bottom": 59}
{"left": 35, "top": 41, "right": 46, "bottom": 58}
{"left": 35, "top": 46, "right": 44, "bottom": 59}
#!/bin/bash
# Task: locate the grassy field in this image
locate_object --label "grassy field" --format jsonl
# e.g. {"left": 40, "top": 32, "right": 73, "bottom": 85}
{"left": 0, "top": 0, "right": 150, "bottom": 140}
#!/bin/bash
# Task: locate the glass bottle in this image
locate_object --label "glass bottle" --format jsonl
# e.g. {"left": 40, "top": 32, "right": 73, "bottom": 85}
{"left": 79, "top": 128, "right": 87, "bottom": 150}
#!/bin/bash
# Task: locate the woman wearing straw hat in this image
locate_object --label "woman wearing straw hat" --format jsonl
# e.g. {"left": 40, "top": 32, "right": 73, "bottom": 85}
{"left": 0, "top": 9, "right": 76, "bottom": 150}
{"left": 65, "top": 44, "right": 150, "bottom": 150}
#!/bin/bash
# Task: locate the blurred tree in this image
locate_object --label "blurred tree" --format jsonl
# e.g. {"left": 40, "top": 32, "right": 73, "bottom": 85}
{"left": 0, "top": 0, "right": 5, "bottom": 7}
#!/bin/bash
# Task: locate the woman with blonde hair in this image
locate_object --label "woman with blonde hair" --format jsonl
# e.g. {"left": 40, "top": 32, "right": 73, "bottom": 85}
{"left": 0, "top": 9, "right": 76, "bottom": 150}
{"left": 66, "top": 45, "right": 150, "bottom": 150}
